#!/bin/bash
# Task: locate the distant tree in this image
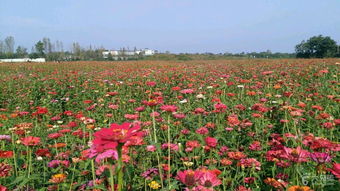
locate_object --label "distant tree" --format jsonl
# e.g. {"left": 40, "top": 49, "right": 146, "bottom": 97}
{"left": 4, "top": 36, "right": 15, "bottom": 53}
{"left": 72, "top": 42, "right": 82, "bottom": 60}
{"left": 35, "top": 41, "right": 45, "bottom": 57}
{"left": 16, "top": 46, "right": 28, "bottom": 58}
{"left": 43, "top": 37, "right": 52, "bottom": 54}
{"left": 296, "top": 35, "right": 338, "bottom": 58}
{"left": 0, "top": 40, "right": 4, "bottom": 53}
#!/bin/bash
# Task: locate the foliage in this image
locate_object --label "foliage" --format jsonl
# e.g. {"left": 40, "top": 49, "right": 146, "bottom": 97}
{"left": 296, "top": 35, "right": 339, "bottom": 58}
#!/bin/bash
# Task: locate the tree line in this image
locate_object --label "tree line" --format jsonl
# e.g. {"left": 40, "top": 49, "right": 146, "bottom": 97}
{"left": 0, "top": 35, "right": 339, "bottom": 61}
{"left": 0, "top": 37, "right": 106, "bottom": 61}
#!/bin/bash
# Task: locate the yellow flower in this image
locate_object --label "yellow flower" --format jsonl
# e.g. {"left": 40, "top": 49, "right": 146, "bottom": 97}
{"left": 183, "top": 161, "right": 194, "bottom": 167}
{"left": 148, "top": 181, "right": 161, "bottom": 189}
{"left": 49, "top": 173, "right": 67, "bottom": 184}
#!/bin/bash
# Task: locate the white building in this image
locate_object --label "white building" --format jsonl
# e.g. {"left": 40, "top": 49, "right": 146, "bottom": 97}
{"left": 143, "top": 49, "right": 155, "bottom": 56}
{"left": 0, "top": 58, "right": 46, "bottom": 63}
{"left": 102, "top": 48, "right": 156, "bottom": 58}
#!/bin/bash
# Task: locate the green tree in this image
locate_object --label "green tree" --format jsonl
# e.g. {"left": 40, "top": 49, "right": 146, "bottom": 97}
{"left": 16, "top": 46, "right": 28, "bottom": 58}
{"left": 4, "top": 36, "right": 15, "bottom": 53}
{"left": 35, "top": 41, "right": 45, "bottom": 57}
{"left": 296, "top": 35, "right": 338, "bottom": 58}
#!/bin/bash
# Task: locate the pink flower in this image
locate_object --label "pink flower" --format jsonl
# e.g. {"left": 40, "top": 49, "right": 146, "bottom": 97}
{"left": 310, "top": 152, "right": 332, "bottom": 163}
{"left": 160, "top": 105, "right": 177, "bottom": 112}
{"left": 180, "top": 89, "right": 194, "bottom": 94}
{"left": 198, "top": 170, "right": 222, "bottom": 189}
{"left": 196, "top": 127, "right": 209, "bottom": 135}
{"left": 124, "top": 114, "right": 139, "bottom": 120}
{"left": 205, "top": 137, "right": 218, "bottom": 148}
{"left": 249, "top": 141, "right": 262, "bottom": 151}
{"left": 92, "top": 122, "right": 143, "bottom": 153}
{"left": 161, "top": 143, "right": 178, "bottom": 151}
{"left": 281, "top": 146, "right": 309, "bottom": 163}
{"left": 21, "top": 136, "right": 41, "bottom": 146}
{"left": 176, "top": 169, "right": 202, "bottom": 187}
{"left": 150, "top": 111, "right": 160, "bottom": 117}
{"left": 328, "top": 163, "right": 340, "bottom": 180}
{"left": 146, "top": 145, "right": 156, "bottom": 152}
{"left": 238, "top": 158, "right": 261, "bottom": 170}
{"left": 95, "top": 149, "right": 118, "bottom": 163}
{"left": 134, "top": 106, "right": 145, "bottom": 112}
{"left": 146, "top": 81, "right": 156, "bottom": 87}
{"left": 173, "top": 113, "right": 186, "bottom": 119}
{"left": 214, "top": 103, "right": 227, "bottom": 112}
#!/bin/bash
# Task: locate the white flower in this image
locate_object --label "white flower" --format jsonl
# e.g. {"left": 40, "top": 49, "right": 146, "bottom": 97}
{"left": 275, "top": 94, "right": 282, "bottom": 98}
{"left": 237, "top": 85, "right": 244, "bottom": 88}
{"left": 179, "top": 99, "right": 188, "bottom": 104}
{"left": 57, "top": 121, "right": 63, "bottom": 124}
{"left": 88, "top": 141, "right": 93, "bottom": 147}
{"left": 196, "top": 94, "right": 205, "bottom": 99}
{"left": 37, "top": 156, "right": 43, "bottom": 161}
{"left": 207, "top": 86, "right": 213, "bottom": 89}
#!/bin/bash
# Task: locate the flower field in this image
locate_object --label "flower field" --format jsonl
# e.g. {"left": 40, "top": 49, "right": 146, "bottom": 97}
{"left": 0, "top": 59, "right": 339, "bottom": 191}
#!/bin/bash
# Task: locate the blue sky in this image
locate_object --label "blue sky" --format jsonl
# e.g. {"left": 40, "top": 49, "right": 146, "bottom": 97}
{"left": 0, "top": 0, "right": 339, "bottom": 53}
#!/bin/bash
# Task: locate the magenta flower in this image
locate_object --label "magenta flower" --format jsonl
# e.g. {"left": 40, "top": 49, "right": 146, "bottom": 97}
{"left": 310, "top": 152, "right": 332, "bottom": 163}
{"left": 281, "top": 146, "right": 309, "bottom": 163}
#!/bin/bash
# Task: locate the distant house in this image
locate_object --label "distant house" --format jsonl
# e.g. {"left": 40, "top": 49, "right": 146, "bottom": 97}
{"left": 144, "top": 49, "right": 155, "bottom": 56}
{"left": 0, "top": 58, "right": 46, "bottom": 63}
{"left": 102, "top": 48, "right": 156, "bottom": 59}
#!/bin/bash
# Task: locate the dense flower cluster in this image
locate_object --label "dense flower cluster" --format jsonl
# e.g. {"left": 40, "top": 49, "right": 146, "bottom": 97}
{"left": 0, "top": 59, "right": 339, "bottom": 190}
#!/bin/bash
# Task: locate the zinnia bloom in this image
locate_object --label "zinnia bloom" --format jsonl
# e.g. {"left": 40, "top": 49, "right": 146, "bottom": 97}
{"left": 310, "top": 152, "right": 332, "bottom": 163}
{"left": 281, "top": 146, "right": 309, "bottom": 163}
{"left": 49, "top": 173, "right": 67, "bottom": 184}
{"left": 92, "top": 122, "right": 143, "bottom": 152}
{"left": 176, "top": 169, "right": 202, "bottom": 187}
{"left": 328, "top": 163, "right": 340, "bottom": 179}
{"left": 0, "top": 151, "right": 13, "bottom": 158}
{"left": 21, "top": 136, "right": 41, "bottom": 146}
{"left": 205, "top": 137, "right": 218, "bottom": 148}
{"left": 160, "top": 105, "right": 177, "bottom": 112}
{"left": 287, "top": 185, "right": 313, "bottom": 191}
{"left": 198, "top": 170, "right": 222, "bottom": 189}
{"left": 0, "top": 163, "right": 11, "bottom": 177}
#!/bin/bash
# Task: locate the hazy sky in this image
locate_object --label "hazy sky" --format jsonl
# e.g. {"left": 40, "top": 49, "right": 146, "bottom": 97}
{"left": 1, "top": 0, "right": 339, "bottom": 53}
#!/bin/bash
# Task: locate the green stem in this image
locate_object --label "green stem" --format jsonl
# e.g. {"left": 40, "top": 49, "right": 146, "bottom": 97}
{"left": 109, "top": 163, "right": 115, "bottom": 191}
{"left": 167, "top": 114, "right": 171, "bottom": 190}
{"left": 117, "top": 144, "right": 124, "bottom": 191}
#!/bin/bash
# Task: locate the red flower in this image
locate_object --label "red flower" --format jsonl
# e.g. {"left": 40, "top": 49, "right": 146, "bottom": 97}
{"left": 146, "top": 81, "right": 156, "bottom": 87}
{"left": 0, "top": 185, "right": 7, "bottom": 191}
{"left": 35, "top": 148, "right": 52, "bottom": 157}
{"left": 21, "top": 136, "right": 41, "bottom": 146}
{"left": 176, "top": 169, "right": 202, "bottom": 187}
{"left": 227, "top": 114, "right": 240, "bottom": 127}
{"left": 205, "top": 137, "right": 218, "bottom": 148}
{"left": 328, "top": 163, "right": 340, "bottom": 180}
{"left": 0, "top": 151, "right": 13, "bottom": 158}
{"left": 160, "top": 105, "right": 177, "bottom": 112}
{"left": 92, "top": 122, "right": 143, "bottom": 152}
{"left": 37, "top": 107, "right": 48, "bottom": 114}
